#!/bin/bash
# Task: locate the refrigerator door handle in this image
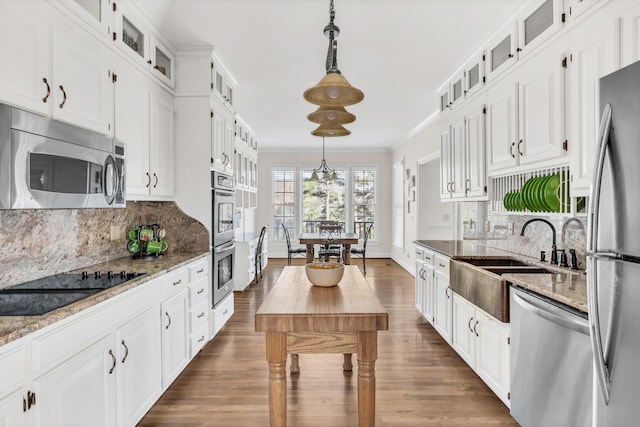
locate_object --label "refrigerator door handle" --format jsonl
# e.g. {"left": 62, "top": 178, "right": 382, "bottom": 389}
{"left": 588, "top": 255, "right": 611, "bottom": 405}
{"left": 587, "top": 103, "right": 612, "bottom": 253}
{"left": 587, "top": 103, "right": 612, "bottom": 405}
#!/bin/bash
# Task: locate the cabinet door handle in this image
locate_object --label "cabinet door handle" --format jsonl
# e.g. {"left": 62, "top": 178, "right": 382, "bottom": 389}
{"left": 146, "top": 172, "right": 151, "bottom": 188}
{"left": 468, "top": 317, "right": 474, "bottom": 333}
{"left": 165, "top": 311, "right": 171, "bottom": 329}
{"left": 42, "top": 78, "right": 50, "bottom": 103}
{"left": 518, "top": 139, "right": 524, "bottom": 156}
{"left": 198, "top": 335, "right": 205, "bottom": 343}
{"left": 58, "top": 85, "right": 67, "bottom": 108}
{"left": 197, "top": 311, "right": 205, "bottom": 319}
{"left": 23, "top": 397, "right": 26, "bottom": 412}
{"left": 223, "top": 309, "right": 228, "bottom": 315}
{"left": 197, "top": 268, "right": 204, "bottom": 274}
{"left": 121, "top": 340, "right": 129, "bottom": 364}
{"left": 26, "top": 391, "right": 35, "bottom": 410}
{"left": 153, "top": 173, "right": 158, "bottom": 188}
{"left": 510, "top": 142, "right": 515, "bottom": 158}
{"left": 465, "top": 179, "right": 470, "bottom": 194}
{"left": 474, "top": 320, "right": 479, "bottom": 337}
{"left": 108, "top": 349, "right": 116, "bottom": 374}
{"left": 197, "top": 288, "right": 204, "bottom": 295}
{"left": 445, "top": 286, "right": 451, "bottom": 299}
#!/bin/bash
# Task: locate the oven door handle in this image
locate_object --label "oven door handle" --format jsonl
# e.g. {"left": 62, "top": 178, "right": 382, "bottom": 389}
{"left": 215, "top": 242, "right": 236, "bottom": 253}
{"left": 215, "top": 190, "right": 235, "bottom": 198}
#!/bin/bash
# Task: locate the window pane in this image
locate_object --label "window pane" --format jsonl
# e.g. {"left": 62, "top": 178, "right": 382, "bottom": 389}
{"left": 302, "top": 170, "right": 346, "bottom": 231}
{"left": 353, "top": 169, "right": 376, "bottom": 238}
{"left": 272, "top": 169, "right": 296, "bottom": 239}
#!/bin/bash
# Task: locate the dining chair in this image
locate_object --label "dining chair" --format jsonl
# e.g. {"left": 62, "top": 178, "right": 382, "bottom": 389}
{"left": 318, "top": 221, "right": 343, "bottom": 262}
{"left": 345, "top": 222, "right": 373, "bottom": 274}
{"left": 254, "top": 226, "right": 267, "bottom": 283}
{"left": 282, "top": 223, "right": 308, "bottom": 265}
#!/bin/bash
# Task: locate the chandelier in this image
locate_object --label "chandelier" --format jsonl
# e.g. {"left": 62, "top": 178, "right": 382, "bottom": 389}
{"left": 304, "top": 0, "right": 363, "bottom": 136}
{"left": 310, "top": 137, "right": 338, "bottom": 181}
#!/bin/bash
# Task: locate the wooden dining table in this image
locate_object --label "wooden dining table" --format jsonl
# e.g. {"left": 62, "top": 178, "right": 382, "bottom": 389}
{"left": 255, "top": 266, "right": 389, "bottom": 427}
{"left": 299, "top": 232, "right": 359, "bottom": 264}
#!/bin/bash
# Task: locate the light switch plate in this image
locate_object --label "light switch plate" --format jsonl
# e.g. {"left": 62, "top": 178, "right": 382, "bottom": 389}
{"left": 484, "top": 220, "right": 490, "bottom": 232}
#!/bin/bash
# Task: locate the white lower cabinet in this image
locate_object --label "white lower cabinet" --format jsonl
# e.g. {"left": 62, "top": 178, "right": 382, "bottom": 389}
{"left": 213, "top": 292, "right": 234, "bottom": 337}
{"left": 0, "top": 257, "right": 213, "bottom": 426}
{"left": 161, "top": 289, "right": 189, "bottom": 389}
{"left": 433, "top": 255, "right": 452, "bottom": 344}
{"left": 414, "top": 247, "right": 435, "bottom": 325}
{"left": 115, "top": 307, "right": 162, "bottom": 427}
{"left": 33, "top": 334, "right": 117, "bottom": 427}
{"left": 452, "top": 293, "right": 511, "bottom": 406}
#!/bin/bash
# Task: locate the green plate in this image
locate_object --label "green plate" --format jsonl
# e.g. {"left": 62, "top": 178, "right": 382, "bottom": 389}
{"left": 521, "top": 177, "right": 536, "bottom": 211}
{"left": 513, "top": 190, "right": 524, "bottom": 211}
{"left": 505, "top": 191, "right": 514, "bottom": 211}
{"left": 543, "top": 173, "right": 562, "bottom": 212}
{"left": 536, "top": 175, "right": 554, "bottom": 212}
{"left": 503, "top": 192, "right": 511, "bottom": 211}
{"left": 529, "top": 176, "right": 545, "bottom": 212}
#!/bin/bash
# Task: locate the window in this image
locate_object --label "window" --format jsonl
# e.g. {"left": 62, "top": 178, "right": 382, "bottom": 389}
{"left": 272, "top": 168, "right": 296, "bottom": 239}
{"left": 302, "top": 169, "right": 346, "bottom": 232}
{"left": 353, "top": 169, "right": 376, "bottom": 239}
{"left": 392, "top": 162, "right": 404, "bottom": 249}
{"left": 271, "top": 165, "right": 377, "bottom": 239}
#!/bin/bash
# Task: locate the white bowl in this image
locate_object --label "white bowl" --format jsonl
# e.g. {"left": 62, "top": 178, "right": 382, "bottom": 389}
{"left": 305, "top": 262, "right": 345, "bottom": 287}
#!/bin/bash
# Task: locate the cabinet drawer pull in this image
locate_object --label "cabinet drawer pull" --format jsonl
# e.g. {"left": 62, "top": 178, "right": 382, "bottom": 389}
{"left": 425, "top": 255, "right": 431, "bottom": 261}
{"left": 196, "top": 268, "right": 204, "bottom": 274}
{"left": 121, "top": 340, "right": 129, "bottom": 364}
{"left": 173, "top": 279, "right": 182, "bottom": 286}
{"left": 58, "top": 85, "right": 67, "bottom": 108}
{"left": 197, "top": 312, "right": 205, "bottom": 319}
{"left": 165, "top": 311, "right": 172, "bottom": 329}
{"left": 223, "top": 309, "right": 228, "bottom": 315}
{"left": 108, "top": 350, "right": 116, "bottom": 374}
{"left": 198, "top": 335, "right": 205, "bottom": 343}
{"left": 42, "top": 78, "right": 50, "bottom": 103}
{"left": 197, "top": 288, "right": 204, "bottom": 295}
{"left": 438, "top": 263, "right": 446, "bottom": 268}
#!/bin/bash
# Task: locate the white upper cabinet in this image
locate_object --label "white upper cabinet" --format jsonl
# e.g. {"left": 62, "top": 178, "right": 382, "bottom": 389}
{"left": 51, "top": 27, "right": 115, "bottom": 136}
{"left": 60, "top": 0, "right": 113, "bottom": 39}
{"left": 486, "top": 22, "right": 519, "bottom": 81}
{"left": 568, "top": 6, "right": 621, "bottom": 195}
{"left": 0, "top": 1, "right": 51, "bottom": 115}
{"left": 211, "top": 54, "right": 236, "bottom": 111}
{"left": 566, "top": 0, "right": 600, "bottom": 19}
{"left": 148, "top": 88, "right": 175, "bottom": 198}
{"left": 515, "top": 35, "right": 567, "bottom": 168}
{"left": 449, "top": 73, "right": 465, "bottom": 109}
{"left": 464, "top": 52, "right": 486, "bottom": 99}
{"left": 487, "top": 78, "right": 519, "bottom": 172}
{"left": 439, "top": 125, "right": 452, "bottom": 198}
{"left": 621, "top": 2, "right": 640, "bottom": 67}
{"left": 0, "top": 1, "right": 114, "bottom": 136}
{"left": 150, "top": 37, "right": 175, "bottom": 89}
{"left": 517, "top": 0, "right": 565, "bottom": 58}
{"left": 465, "top": 102, "right": 487, "bottom": 198}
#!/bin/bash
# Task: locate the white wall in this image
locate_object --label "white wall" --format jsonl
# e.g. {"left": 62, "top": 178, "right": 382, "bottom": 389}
{"left": 256, "top": 149, "right": 392, "bottom": 258}
{"left": 390, "top": 116, "right": 447, "bottom": 271}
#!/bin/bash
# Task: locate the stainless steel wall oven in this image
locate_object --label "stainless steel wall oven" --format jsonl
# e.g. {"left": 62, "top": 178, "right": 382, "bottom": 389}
{"left": 211, "top": 171, "right": 235, "bottom": 307}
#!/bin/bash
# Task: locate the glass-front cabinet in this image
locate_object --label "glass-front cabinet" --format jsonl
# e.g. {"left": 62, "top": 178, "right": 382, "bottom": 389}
{"left": 464, "top": 52, "right": 485, "bottom": 99}
{"left": 517, "top": 0, "right": 565, "bottom": 58}
{"left": 114, "top": 3, "right": 175, "bottom": 88}
{"left": 61, "top": 0, "right": 112, "bottom": 38}
{"left": 486, "top": 22, "right": 518, "bottom": 81}
{"left": 211, "top": 54, "right": 236, "bottom": 110}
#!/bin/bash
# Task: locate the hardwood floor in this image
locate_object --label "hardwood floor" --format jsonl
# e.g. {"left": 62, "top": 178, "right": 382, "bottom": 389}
{"left": 138, "top": 258, "right": 518, "bottom": 426}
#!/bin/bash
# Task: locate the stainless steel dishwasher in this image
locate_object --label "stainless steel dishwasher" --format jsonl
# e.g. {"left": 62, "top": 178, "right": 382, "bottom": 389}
{"left": 510, "top": 286, "right": 592, "bottom": 427}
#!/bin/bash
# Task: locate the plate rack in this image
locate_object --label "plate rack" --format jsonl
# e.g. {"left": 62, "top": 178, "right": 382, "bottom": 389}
{"left": 490, "top": 165, "right": 583, "bottom": 215}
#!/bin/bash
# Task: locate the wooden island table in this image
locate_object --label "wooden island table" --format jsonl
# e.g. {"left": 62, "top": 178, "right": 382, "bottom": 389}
{"left": 299, "top": 232, "right": 359, "bottom": 264}
{"left": 255, "top": 266, "right": 389, "bottom": 427}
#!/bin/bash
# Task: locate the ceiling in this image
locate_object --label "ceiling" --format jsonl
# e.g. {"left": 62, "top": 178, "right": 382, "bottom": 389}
{"left": 134, "top": 0, "right": 527, "bottom": 151}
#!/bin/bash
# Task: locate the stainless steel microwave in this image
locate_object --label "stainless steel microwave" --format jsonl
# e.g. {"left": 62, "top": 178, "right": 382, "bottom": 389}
{"left": 0, "top": 103, "right": 125, "bottom": 209}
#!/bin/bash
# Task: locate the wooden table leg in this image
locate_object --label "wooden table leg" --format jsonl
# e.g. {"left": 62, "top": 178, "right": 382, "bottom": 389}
{"left": 266, "top": 332, "right": 287, "bottom": 427}
{"left": 357, "top": 331, "right": 377, "bottom": 427}
{"left": 290, "top": 353, "right": 300, "bottom": 374}
{"left": 343, "top": 353, "right": 353, "bottom": 371}
{"left": 344, "top": 244, "right": 351, "bottom": 264}
{"left": 305, "top": 244, "right": 314, "bottom": 263}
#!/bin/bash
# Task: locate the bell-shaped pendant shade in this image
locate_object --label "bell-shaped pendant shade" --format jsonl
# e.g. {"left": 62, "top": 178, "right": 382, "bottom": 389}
{"left": 307, "top": 105, "right": 356, "bottom": 125}
{"left": 303, "top": 72, "right": 364, "bottom": 107}
{"left": 311, "top": 123, "right": 351, "bottom": 137}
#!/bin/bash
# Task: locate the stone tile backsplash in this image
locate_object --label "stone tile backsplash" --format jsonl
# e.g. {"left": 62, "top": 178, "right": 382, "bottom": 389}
{"left": 0, "top": 202, "right": 209, "bottom": 288}
{"left": 462, "top": 202, "right": 587, "bottom": 270}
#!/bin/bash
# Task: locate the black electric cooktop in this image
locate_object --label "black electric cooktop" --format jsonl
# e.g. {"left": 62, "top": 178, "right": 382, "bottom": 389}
{"left": 0, "top": 271, "right": 146, "bottom": 316}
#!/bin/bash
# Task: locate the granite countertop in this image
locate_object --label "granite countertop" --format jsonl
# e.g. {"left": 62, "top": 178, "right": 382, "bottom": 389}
{"left": 0, "top": 252, "right": 208, "bottom": 346}
{"left": 414, "top": 240, "right": 588, "bottom": 314}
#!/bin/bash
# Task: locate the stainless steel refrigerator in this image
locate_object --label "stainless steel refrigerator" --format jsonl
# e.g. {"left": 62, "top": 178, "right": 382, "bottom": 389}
{"left": 588, "top": 59, "right": 640, "bottom": 426}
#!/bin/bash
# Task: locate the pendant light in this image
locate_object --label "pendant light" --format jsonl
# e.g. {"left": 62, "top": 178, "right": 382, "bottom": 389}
{"left": 310, "top": 137, "right": 338, "bottom": 181}
{"left": 303, "top": 0, "right": 364, "bottom": 108}
{"left": 307, "top": 105, "right": 356, "bottom": 125}
{"left": 311, "top": 122, "right": 351, "bottom": 137}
